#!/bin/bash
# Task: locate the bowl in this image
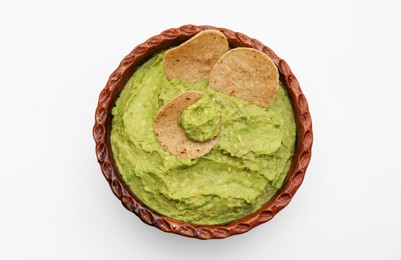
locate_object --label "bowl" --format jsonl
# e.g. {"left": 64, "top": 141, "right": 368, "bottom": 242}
{"left": 93, "top": 25, "right": 313, "bottom": 239}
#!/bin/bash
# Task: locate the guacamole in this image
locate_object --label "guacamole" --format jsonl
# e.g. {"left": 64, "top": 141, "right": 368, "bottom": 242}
{"left": 179, "top": 95, "right": 220, "bottom": 142}
{"left": 111, "top": 52, "right": 296, "bottom": 225}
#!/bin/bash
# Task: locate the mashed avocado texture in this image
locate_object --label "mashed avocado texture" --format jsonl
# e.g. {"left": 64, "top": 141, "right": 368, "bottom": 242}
{"left": 179, "top": 95, "right": 220, "bottom": 142}
{"left": 111, "top": 52, "right": 296, "bottom": 225}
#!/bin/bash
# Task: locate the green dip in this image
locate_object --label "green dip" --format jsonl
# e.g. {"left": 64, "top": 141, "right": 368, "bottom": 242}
{"left": 111, "top": 52, "right": 296, "bottom": 225}
{"left": 179, "top": 95, "right": 220, "bottom": 142}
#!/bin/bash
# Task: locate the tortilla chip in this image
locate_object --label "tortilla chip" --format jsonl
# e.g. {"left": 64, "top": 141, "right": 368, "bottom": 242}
{"left": 209, "top": 47, "right": 279, "bottom": 108}
{"left": 164, "top": 30, "right": 229, "bottom": 83}
{"left": 154, "top": 91, "right": 218, "bottom": 159}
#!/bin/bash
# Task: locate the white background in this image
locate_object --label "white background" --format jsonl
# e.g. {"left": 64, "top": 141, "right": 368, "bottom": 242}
{"left": 1, "top": 0, "right": 400, "bottom": 259}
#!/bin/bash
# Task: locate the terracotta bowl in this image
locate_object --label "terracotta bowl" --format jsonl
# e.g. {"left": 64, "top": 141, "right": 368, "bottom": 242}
{"left": 93, "top": 25, "right": 313, "bottom": 239}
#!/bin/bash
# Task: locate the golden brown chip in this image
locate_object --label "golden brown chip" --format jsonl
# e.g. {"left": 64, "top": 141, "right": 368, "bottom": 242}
{"left": 209, "top": 47, "right": 279, "bottom": 108}
{"left": 163, "top": 30, "right": 229, "bottom": 83}
{"left": 154, "top": 91, "right": 218, "bottom": 159}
